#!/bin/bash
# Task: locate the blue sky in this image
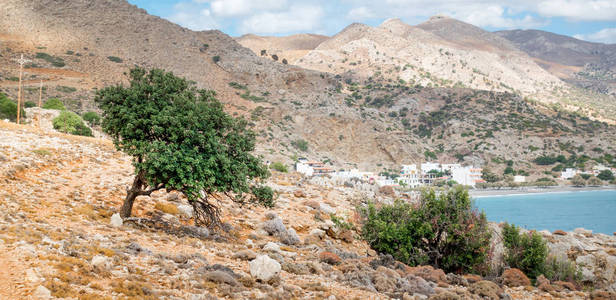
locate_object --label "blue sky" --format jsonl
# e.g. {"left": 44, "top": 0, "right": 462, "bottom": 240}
{"left": 127, "top": 0, "right": 616, "bottom": 44}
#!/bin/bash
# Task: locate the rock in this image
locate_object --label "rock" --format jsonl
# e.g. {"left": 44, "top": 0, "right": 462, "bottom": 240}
{"left": 404, "top": 274, "right": 434, "bottom": 295}
{"left": 319, "top": 251, "right": 341, "bottom": 265}
{"left": 181, "top": 226, "right": 209, "bottom": 239}
{"left": 110, "top": 213, "right": 123, "bottom": 227}
{"left": 429, "top": 291, "right": 461, "bottom": 300}
{"left": 574, "top": 228, "right": 592, "bottom": 236}
{"left": 406, "top": 265, "right": 447, "bottom": 283}
{"left": 263, "top": 242, "right": 281, "bottom": 253}
{"left": 590, "top": 291, "right": 616, "bottom": 300}
{"left": 536, "top": 274, "right": 550, "bottom": 286}
{"left": 279, "top": 228, "right": 300, "bottom": 245}
{"left": 445, "top": 273, "right": 468, "bottom": 287}
{"left": 501, "top": 268, "right": 530, "bottom": 287}
{"left": 319, "top": 203, "right": 336, "bottom": 215}
{"left": 91, "top": 255, "right": 109, "bottom": 269}
{"left": 463, "top": 274, "right": 482, "bottom": 284}
{"left": 293, "top": 190, "right": 306, "bottom": 198}
{"left": 373, "top": 269, "right": 397, "bottom": 292}
{"left": 177, "top": 204, "right": 194, "bottom": 218}
{"left": 469, "top": 281, "right": 502, "bottom": 300}
{"left": 245, "top": 239, "right": 254, "bottom": 248}
{"left": 33, "top": 285, "right": 51, "bottom": 299}
{"left": 204, "top": 270, "right": 238, "bottom": 286}
{"left": 309, "top": 228, "right": 325, "bottom": 238}
{"left": 338, "top": 230, "right": 354, "bottom": 243}
{"left": 367, "top": 249, "right": 377, "bottom": 257}
{"left": 249, "top": 255, "right": 281, "bottom": 282}
{"left": 263, "top": 217, "right": 286, "bottom": 236}
{"left": 304, "top": 200, "right": 320, "bottom": 209}
{"left": 166, "top": 193, "right": 180, "bottom": 202}
{"left": 553, "top": 280, "right": 577, "bottom": 291}
{"left": 553, "top": 230, "right": 567, "bottom": 236}
{"left": 282, "top": 262, "right": 310, "bottom": 275}
{"left": 538, "top": 281, "right": 554, "bottom": 292}
{"left": 233, "top": 250, "right": 257, "bottom": 261}
{"left": 265, "top": 212, "right": 278, "bottom": 220}
{"left": 25, "top": 269, "right": 40, "bottom": 283}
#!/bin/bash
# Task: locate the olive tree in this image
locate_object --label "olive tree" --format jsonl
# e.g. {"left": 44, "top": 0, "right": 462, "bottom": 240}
{"left": 95, "top": 68, "right": 269, "bottom": 227}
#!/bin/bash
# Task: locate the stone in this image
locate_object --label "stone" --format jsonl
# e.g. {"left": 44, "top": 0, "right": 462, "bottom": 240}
{"left": 263, "top": 217, "right": 286, "bottom": 236}
{"left": 279, "top": 228, "right": 300, "bottom": 245}
{"left": 25, "top": 269, "right": 40, "bottom": 283}
{"left": 249, "top": 255, "right": 281, "bottom": 282}
{"left": 233, "top": 250, "right": 257, "bottom": 261}
{"left": 263, "top": 242, "right": 281, "bottom": 253}
{"left": 91, "top": 255, "right": 109, "bottom": 269}
{"left": 429, "top": 291, "right": 461, "bottom": 300}
{"left": 110, "top": 213, "right": 123, "bottom": 227}
{"left": 181, "top": 226, "right": 209, "bottom": 239}
{"left": 319, "top": 203, "right": 336, "bottom": 215}
{"left": 338, "top": 230, "right": 354, "bottom": 243}
{"left": 501, "top": 268, "right": 530, "bottom": 287}
{"left": 282, "top": 262, "right": 310, "bottom": 275}
{"left": 553, "top": 230, "right": 567, "bottom": 236}
{"left": 304, "top": 200, "right": 320, "bottom": 209}
{"left": 309, "top": 228, "right": 325, "bottom": 238}
{"left": 403, "top": 274, "right": 434, "bottom": 296}
{"left": 406, "top": 265, "right": 447, "bottom": 283}
{"left": 590, "top": 291, "right": 616, "bottom": 300}
{"left": 204, "top": 270, "right": 238, "bottom": 286}
{"left": 536, "top": 274, "right": 550, "bottom": 286}
{"left": 33, "top": 285, "right": 51, "bottom": 299}
{"left": 463, "top": 274, "right": 482, "bottom": 284}
{"left": 574, "top": 228, "right": 592, "bottom": 236}
{"left": 293, "top": 190, "right": 306, "bottom": 198}
{"left": 373, "top": 269, "right": 397, "bottom": 292}
{"left": 177, "top": 204, "right": 194, "bottom": 218}
{"left": 553, "top": 280, "right": 577, "bottom": 291}
{"left": 319, "top": 251, "right": 341, "bottom": 265}
{"left": 469, "top": 281, "right": 502, "bottom": 300}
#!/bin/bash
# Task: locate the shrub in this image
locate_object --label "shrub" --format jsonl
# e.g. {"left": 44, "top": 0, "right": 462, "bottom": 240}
{"left": 502, "top": 223, "right": 547, "bottom": 279}
{"left": 597, "top": 170, "right": 614, "bottom": 181}
{"left": 292, "top": 139, "right": 308, "bottom": 152}
{"left": 56, "top": 86, "right": 77, "bottom": 93}
{"left": 269, "top": 162, "right": 288, "bottom": 173}
{"left": 251, "top": 186, "right": 275, "bottom": 208}
{"left": 43, "top": 98, "right": 66, "bottom": 110}
{"left": 107, "top": 56, "right": 123, "bottom": 63}
{"left": 359, "top": 187, "right": 491, "bottom": 273}
{"left": 0, "top": 94, "right": 25, "bottom": 122}
{"left": 586, "top": 176, "right": 603, "bottom": 186}
{"left": 481, "top": 168, "right": 500, "bottom": 183}
{"left": 544, "top": 255, "right": 581, "bottom": 283}
{"left": 212, "top": 55, "right": 221, "bottom": 63}
{"left": 82, "top": 111, "right": 101, "bottom": 126}
{"left": 52, "top": 111, "right": 93, "bottom": 137}
{"left": 36, "top": 52, "right": 65, "bottom": 67}
{"left": 24, "top": 101, "right": 37, "bottom": 108}
{"left": 571, "top": 174, "right": 586, "bottom": 187}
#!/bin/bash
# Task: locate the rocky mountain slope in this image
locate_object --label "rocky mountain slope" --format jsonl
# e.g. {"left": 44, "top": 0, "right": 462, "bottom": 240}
{"left": 1, "top": 0, "right": 614, "bottom": 175}
{"left": 496, "top": 29, "right": 616, "bottom": 96}
{"left": 1, "top": 121, "right": 615, "bottom": 299}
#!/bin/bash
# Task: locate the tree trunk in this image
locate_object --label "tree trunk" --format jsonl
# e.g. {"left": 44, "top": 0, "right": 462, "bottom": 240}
{"left": 120, "top": 172, "right": 144, "bottom": 218}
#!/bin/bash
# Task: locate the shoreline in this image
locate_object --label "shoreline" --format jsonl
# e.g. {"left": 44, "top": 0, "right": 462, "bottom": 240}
{"left": 469, "top": 185, "right": 616, "bottom": 197}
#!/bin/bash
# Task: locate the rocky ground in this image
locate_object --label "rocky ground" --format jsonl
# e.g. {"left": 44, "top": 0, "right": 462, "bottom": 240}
{"left": 1, "top": 121, "right": 615, "bottom": 300}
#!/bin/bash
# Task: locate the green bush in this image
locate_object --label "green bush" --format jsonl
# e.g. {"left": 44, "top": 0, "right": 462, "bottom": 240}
{"left": 43, "top": 98, "right": 66, "bottom": 110}
{"left": 82, "top": 111, "right": 101, "bottom": 126}
{"left": 544, "top": 255, "right": 581, "bottom": 283}
{"left": 0, "top": 94, "right": 26, "bottom": 122}
{"left": 597, "top": 170, "right": 614, "bottom": 181}
{"left": 292, "top": 139, "right": 308, "bottom": 152}
{"left": 587, "top": 176, "right": 603, "bottom": 186}
{"left": 571, "top": 174, "right": 586, "bottom": 187}
{"left": 251, "top": 186, "right": 275, "bottom": 208}
{"left": 36, "top": 52, "right": 65, "bottom": 67}
{"left": 24, "top": 101, "right": 37, "bottom": 108}
{"left": 107, "top": 56, "right": 123, "bottom": 63}
{"left": 52, "top": 110, "right": 92, "bottom": 137}
{"left": 212, "top": 55, "right": 221, "bottom": 63}
{"left": 359, "top": 187, "right": 491, "bottom": 273}
{"left": 269, "top": 162, "right": 288, "bottom": 173}
{"left": 502, "top": 223, "right": 548, "bottom": 279}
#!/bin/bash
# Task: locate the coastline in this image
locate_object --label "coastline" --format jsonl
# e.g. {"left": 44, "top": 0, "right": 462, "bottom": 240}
{"left": 469, "top": 185, "right": 616, "bottom": 197}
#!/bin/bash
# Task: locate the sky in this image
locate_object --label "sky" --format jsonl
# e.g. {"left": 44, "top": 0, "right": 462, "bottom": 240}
{"left": 127, "top": 0, "right": 616, "bottom": 44}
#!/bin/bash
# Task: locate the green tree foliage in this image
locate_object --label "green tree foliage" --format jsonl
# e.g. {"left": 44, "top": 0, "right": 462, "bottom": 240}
{"left": 0, "top": 93, "right": 25, "bottom": 122}
{"left": 52, "top": 111, "right": 93, "bottom": 137}
{"left": 292, "top": 139, "right": 309, "bottom": 152}
{"left": 502, "top": 223, "right": 548, "bottom": 279}
{"left": 481, "top": 167, "right": 500, "bottom": 183}
{"left": 269, "top": 162, "right": 288, "bottom": 173}
{"left": 359, "top": 187, "right": 491, "bottom": 273}
{"left": 43, "top": 98, "right": 66, "bottom": 110}
{"left": 95, "top": 68, "right": 269, "bottom": 227}
{"left": 24, "top": 101, "right": 37, "bottom": 108}
{"left": 251, "top": 186, "right": 275, "bottom": 208}
{"left": 586, "top": 176, "right": 604, "bottom": 186}
{"left": 597, "top": 170, "right": 614, "bottom": 181}
{"left": 82, "top": 111, "right": 101, "bottom": 126}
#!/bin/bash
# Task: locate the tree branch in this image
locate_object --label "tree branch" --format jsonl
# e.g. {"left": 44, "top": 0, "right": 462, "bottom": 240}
{"left": 137, "top": 183, "right": 165, "bottom": 196}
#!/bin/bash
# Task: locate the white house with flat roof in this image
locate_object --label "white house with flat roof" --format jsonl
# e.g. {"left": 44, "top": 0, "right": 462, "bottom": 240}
{"left": 452, "top": 166, "right": 484, "bottom": 187}
{"left": 421, "top": 162, "right": 441, "bottom": 174}
{"left": 561, "top": 168, "right": 577, "bottom": 179}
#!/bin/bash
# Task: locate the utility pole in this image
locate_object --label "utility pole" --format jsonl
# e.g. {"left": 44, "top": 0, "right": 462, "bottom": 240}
{"left": 38, "top": 79, "right": 43, "bottom": 107}
{"left": 16, "top": 54, "right": 31, "bottom": 124}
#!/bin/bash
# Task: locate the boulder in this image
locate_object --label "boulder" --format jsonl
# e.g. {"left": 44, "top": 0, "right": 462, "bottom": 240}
{"left": 319, "top": 251, "right": 342, "bottom": 265}
{"left": 33, "top": 285, "right": 51, "bottom": 299}
{"left": 309, "top": 228, "right": 325, "bottom": 238}
{"left": 249, "top": 255, "right": 281, "bottom": 282}
{"left": 263, "top": 217, "right": 286, "bottom": 236}
{"left": 553, "top": 230, "right": 567, "bottom": 236}
{"left": 233, "top": 250, "right": 257, "bottom": 261}
{"left": 110, "top": 213, "right": 123, "bottom": 227}
{"left": 279, "top": 228, "right": 300, "bottom": 245}
{"left": 469, "top": 281, "right": 502, "bottom": 300}
{"left": 293, "top": 190, "right": 306, "bottom": 198}
{"left": 406, "top": 265, "right": 447, "bottom": 283}
{"left": 263, "top": 242, "right": 281, "bottom": 253}
{"left": 319, "top": 203, "right": 336, "bottom": 215}
{"left": 91, "top": 255, "right": 109, "bottom": 270}
{"left": 304, "top": 200, "right": 320, "bottom": 209}
{"left": 177, "top": 204, "right": 194, "bottom": 218}
{"left": 204, "top": 270, "right": 238, "bottom": 286}
{"left": 501, "top": 268, "right": 530, "bottom": 287}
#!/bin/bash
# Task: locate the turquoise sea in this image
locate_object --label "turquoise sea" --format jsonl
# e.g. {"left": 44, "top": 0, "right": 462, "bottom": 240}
{"left": 474, "top": 190, "right": 616, "bottom": 234}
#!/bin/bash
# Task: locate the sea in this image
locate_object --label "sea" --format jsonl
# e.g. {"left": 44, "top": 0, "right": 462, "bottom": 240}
{"left": 474, "top": 190, "right": 616, "bottom": 235}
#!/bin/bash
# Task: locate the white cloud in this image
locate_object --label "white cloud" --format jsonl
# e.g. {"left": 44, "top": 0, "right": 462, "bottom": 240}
{"left": 574, "top": 28, "right": 616, "bottom": 44}
{"left": 239, "top": 4, "right": 324, "bottom": 35}
{"left": 536, "top": 0, "right": 616, "bottom": 21}
{"left": 210, "top": 0, "right": 287, "bottom": 17}
{"left": 346, "top": 6, "right": 375, "bottom": 21}
{"left": 167, "top": 2, "right": 218, "bottom": 30}
{"left": 458, "top": 5, "right": 548, "bottom": 29}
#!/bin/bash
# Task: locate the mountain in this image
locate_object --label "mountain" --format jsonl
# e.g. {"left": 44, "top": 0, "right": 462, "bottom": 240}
{"left": 0, "top": 1, "right": 614, "bottom": 176}
{"left": 236, "top": 33, "right": 328, "bottom": 64}
{"left": 496, "top": 29, "right": 616, "bottom": 96}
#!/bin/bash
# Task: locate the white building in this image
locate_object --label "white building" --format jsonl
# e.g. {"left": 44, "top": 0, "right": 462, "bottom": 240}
{"left": 452, "top": 166, "right": 484, "bottom": 187}
{"left": 441, "top": 163, "right": 461, "bottom": 173}
{"left": 561, "top": 168, "right": 577, "bottom": 179}
{"left": 332, "top": 169, "right": 375, "bottom": 181}
{"left": 513, "top": 176, "right": 526, "bottom": 183}
{"left": 421, "top": 162, "right": 441, "bottom": 174}
{"left": 401, "top": 164, "right": 418, "bottom": 175}
{"left": 296, "top": 158, "right": 334, "bottom": 177}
